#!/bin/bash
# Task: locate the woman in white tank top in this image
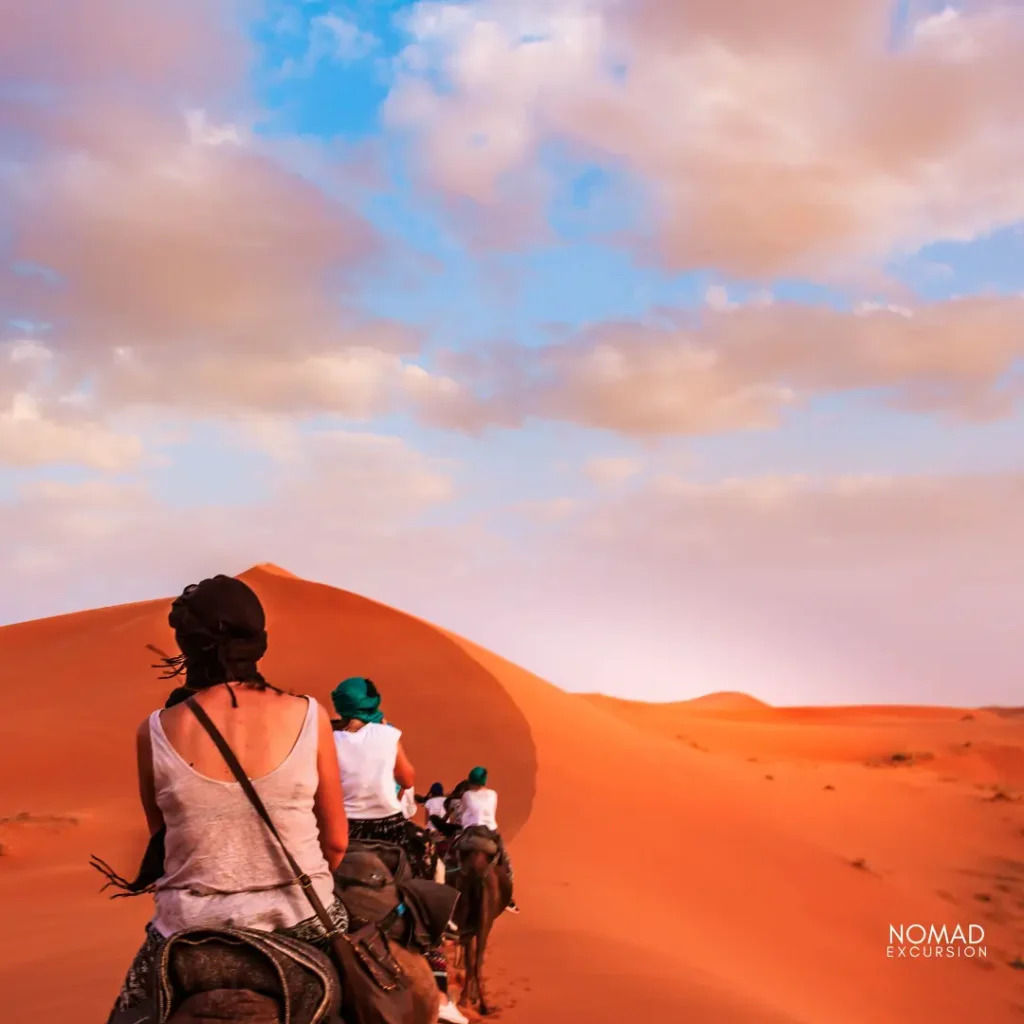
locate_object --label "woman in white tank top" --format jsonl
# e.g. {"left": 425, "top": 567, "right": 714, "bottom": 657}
{"left": 330, "top": 676, "right": 416, "bottom": 842}
{"left": 457, "top": 766, "right": 519, "bottom": 915}
{"left": 104, "top": 576, "right": 351, "bottom": 1024}
{"left": 330, "top": 676, "right": 469, "bottom": 1024}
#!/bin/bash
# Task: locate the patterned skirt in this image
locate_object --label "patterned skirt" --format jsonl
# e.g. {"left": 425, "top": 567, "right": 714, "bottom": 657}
{"left": 347, "top": 813, "right": 437, "bottom": 881}
{"left": 106, "top": 898, "right": 348, "bottom": 1024}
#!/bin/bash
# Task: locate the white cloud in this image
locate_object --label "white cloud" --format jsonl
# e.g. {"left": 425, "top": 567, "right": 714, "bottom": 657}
{"left": 0, "top": 393, "right": 142, "bottom": 470}
{"left": 0, "top": 429, "right": 459, "bottom": 619}
{"left": 281, "top": 11, "right": 379, "bottom": 76}
{"left": 317, "top": 13, "right": 378, "bottom": 61}
{"left": 704, "top": 284, "right": 735, "bottom": 311}
{"left": 583, "top": 456, "right": 643, "bottom": 488}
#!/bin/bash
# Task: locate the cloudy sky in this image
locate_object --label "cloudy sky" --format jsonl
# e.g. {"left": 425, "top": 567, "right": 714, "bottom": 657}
{"left": 2, "top": 0, "right": 1023, "bottom": 705}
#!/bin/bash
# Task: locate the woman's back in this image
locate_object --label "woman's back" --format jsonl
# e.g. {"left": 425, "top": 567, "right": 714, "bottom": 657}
{"left": 150, "top": 686, "right": 335, "bottom": 936}
{"left": 159, "top": 684, "right": 309, "bottom": 780}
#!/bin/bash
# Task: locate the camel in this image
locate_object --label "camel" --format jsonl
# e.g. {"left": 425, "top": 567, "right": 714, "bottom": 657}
{"left": 449, "top": 846, "right": 512, "bottom": 1016}
{"left": 391, "top": 943, "right": 443, "bottom": 1024}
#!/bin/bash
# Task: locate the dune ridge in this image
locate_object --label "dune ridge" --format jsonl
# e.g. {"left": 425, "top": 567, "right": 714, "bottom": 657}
{"left": 1, "top": 565, "right": 1022, "bottom": 1022}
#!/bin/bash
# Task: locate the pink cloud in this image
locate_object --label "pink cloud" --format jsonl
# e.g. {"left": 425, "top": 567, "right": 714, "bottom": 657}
{"left": 0, "top": 0, "right": 468, "bottom": 455}
{"left": 441, "top": 294, "right": 1024, "bottom": 435}
{"left": 389, "top": 0, "right": 1024, "bottom": 276}
{"left": 8, "top": 107, "right": 379, "bottom": 357}
{"left": 0, "top": 0, "right": 249, "bottom": 93}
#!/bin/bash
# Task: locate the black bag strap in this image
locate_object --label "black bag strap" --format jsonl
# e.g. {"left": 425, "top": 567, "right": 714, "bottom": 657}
{"left": 185, "top": 698, "right": 338, "bottom": 938}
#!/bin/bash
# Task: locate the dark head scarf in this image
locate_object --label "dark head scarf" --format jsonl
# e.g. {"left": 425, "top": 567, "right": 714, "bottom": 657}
{"left": 331, "top": 676, "right": 384, "bottom": 724}
{"left": 428, "top": 782, "right": 444, "bottom": 799}
{"left": 151, "top": 575, "right": 278, "bottom": 707}
{"left": 94, "top": 576, "right": 277, "bottom": 896}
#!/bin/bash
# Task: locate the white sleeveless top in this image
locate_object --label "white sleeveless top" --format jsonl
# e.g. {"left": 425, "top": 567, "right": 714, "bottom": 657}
{"left": 333, "top": 723, "right": 403, "bottom": 820}
{"left": 149, "top": 697, "right": 336, "bottom": 938}
{"left": 459, "top": 788, "right": 499, "bottom": 830}
{"left": 424, "top": 796, "right": 447, "bottom": 821}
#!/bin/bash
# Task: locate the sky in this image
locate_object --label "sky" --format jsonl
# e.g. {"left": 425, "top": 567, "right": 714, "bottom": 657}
{"left": 2, "top": 0, "right": 1024, "bottom": 706}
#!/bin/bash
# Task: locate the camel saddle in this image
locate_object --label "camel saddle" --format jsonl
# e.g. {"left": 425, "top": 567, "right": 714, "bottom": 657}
{"left": 156, "top": 927, "right": 342, "bottom": 1024}
{"left": 170, "top": 990, "right": 280, "bottom": 1023}
{"left": 454, "top": 826, "right": 499, "bottom": 858}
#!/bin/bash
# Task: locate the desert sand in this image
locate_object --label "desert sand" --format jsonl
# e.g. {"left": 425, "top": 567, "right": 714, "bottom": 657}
{"left": 1, "top": 565, "right": 1022, "bottom": 1022}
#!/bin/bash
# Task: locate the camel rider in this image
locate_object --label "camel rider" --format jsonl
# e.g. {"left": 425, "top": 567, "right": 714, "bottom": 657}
{"left": 331, "top": 677, "right": 468, "bottom": 1024}
{"left": 421, "top": 782, "right": 448, "bottom": 830}
{"left": 445, "top": 778, "right": 470, "bottom": 829}
{"left": 458, "top": 766, "right": 520, "bottom": 915}
{"left": 103, "top": 576, "right": 350, "bottom": 1024}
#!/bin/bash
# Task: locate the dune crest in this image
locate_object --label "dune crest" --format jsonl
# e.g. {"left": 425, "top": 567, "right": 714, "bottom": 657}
{"left": 241, "top": 562, "right": 300, "bottom": 579}
{"left": 1, "top": 569, "right": 1022, "bottom": 1023}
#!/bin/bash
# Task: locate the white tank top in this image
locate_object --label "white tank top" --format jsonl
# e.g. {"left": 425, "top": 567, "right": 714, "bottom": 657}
{"left": 424, "top": 796, "right": 447, "bottom": 821}
{"left": 459, "top": 788, "right": 499, "bottom": 830}
{"left": 149, "top": 697, "right": 335, "bottom": 938}
{"left": 333, "top": 723, "right": 403, "bottom": 820}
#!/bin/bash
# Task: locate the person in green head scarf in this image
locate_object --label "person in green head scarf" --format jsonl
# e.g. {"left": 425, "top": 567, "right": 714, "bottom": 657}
{"left": 457, "top": 765, "right": 520, "bottom": 915}
{"left": 330, "top": 678, "right": 412, "bottom": 833}
{"left": 330, "top": 676, "right": 468, "bottom": 1022}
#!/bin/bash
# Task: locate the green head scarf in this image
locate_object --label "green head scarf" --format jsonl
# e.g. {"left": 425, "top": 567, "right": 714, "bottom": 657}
{"left": 468, "top": 766, "right": 488, "bottom": 786}
{"left": 331, "top": 676, "right": 384, "bottom": 724}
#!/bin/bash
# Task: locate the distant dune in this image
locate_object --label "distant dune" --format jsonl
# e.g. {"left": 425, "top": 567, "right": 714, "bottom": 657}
{"left": 1, "top": 566, "right": 1023, "bottom": 1022}
{"left": 583, "top": 689, "right": 774, "bottom": 716}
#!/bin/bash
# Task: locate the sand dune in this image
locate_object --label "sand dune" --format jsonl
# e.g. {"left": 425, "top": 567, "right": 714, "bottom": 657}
{"left": 1, "top": 566, "right": 1023, "bottom": 1022}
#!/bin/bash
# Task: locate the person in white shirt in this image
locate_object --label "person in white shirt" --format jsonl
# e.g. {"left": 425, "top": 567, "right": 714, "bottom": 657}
{"left": 444, "top": 779, "right": 470, "bottom": 831}
{"left": 422, "top": 782, "right": 448, "bottom": 829}
{"left": 331, "top": 676, "right": 414, "bottom": 847}
{"left": 331, "top": 676, "right": 468, "bottom": 1024}
{"left": 459, "top": 766, "right": 519, "bottom": 914}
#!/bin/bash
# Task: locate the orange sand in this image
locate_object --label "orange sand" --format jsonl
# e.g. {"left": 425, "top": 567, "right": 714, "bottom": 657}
{"left": 1, "top": 566, "right": 1022, "bottom": 1021}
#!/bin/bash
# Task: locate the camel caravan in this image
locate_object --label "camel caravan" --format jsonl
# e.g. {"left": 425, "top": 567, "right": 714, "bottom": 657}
{"left": 96, "top": 575, "right": 517, "bottom": 1024}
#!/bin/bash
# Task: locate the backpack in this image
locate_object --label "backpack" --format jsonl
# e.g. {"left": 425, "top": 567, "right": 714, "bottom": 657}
{"left": 333, "top": 846, "right": 405, "bottom": 935}
{"left": 334, "top": 843, "right": 460, "bottom": 955}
